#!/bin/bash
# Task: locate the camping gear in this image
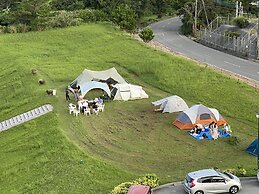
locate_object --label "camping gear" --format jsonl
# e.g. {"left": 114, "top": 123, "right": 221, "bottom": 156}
{"left": 152, "top": 95, "right": 188, "bottom": 113}
{"left": 173, "top": 104, "right": 227, "bottom": 130}
{"left": 188, "top": 128, "right": 231, "bottom": 140}
{"left": 246, "top": 139, "right": 258, "bottom": 156}
{"left": 111, "top": 83, "right": 148, "bottom": 101}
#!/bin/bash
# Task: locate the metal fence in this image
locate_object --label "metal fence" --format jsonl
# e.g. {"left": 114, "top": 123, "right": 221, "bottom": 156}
{"left": 197, "top": 17, "right": 258, "bottom": 59}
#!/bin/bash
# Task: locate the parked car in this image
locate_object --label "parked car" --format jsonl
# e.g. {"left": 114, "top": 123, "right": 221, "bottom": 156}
{"left": 127, "top": 185, "right": 153, "bottom": 194}
{"left": 257, "top": 169, "right": 259, "bottom": 182}
{"left": 183, "top": 169, "right": 242, "bottom": 194}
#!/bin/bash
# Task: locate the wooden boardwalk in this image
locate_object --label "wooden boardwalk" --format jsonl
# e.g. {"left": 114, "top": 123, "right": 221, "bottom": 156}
{"left": 0, "top": 104, "right": 53, "bottom": 132}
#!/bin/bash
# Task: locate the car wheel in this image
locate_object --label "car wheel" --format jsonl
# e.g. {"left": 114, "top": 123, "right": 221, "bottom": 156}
{"left": 194, "top": 191, "right": 204, "bottom": 194}
{"left": 229, "top": 186, "right": 239, "bottom": 194}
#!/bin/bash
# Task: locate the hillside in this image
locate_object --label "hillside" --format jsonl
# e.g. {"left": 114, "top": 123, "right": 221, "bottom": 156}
{"left": 0, "top": 23, "right": 259, "bottom": 193}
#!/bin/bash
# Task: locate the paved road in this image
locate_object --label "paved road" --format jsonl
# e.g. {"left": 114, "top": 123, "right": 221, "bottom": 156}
{"left": 150, "top": 17, "right": 259, "bottom": 83}
{"left": 153, "top": 178, "right": 259, "bottom": 194}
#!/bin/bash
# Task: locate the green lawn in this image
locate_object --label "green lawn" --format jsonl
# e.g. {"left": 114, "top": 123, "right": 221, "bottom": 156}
{"left": 0, "top": 23, "right": 259, "bottom": 193}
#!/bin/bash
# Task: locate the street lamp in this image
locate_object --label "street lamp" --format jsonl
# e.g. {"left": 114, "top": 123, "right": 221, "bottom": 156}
{"left": 256, "top": 111, "right": 259, "bottom": 181}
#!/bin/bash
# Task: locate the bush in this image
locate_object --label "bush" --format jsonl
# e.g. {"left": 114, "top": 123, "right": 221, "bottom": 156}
{"left": 94, "top": 10, "right": 108, "bottom": 21}
{"left": 49, "top": 11, "right": 80, "bottom": 28}
{"left": 4, "top": 25, "right": 17, "bottom": 33}
{"left": 139, "top": 28, "right": 155, "bottom": 42}
{"left": 76, "top": 9, "right": 96, "bottom": 22}
{"left": 111, "top": 174, "right": 159, "bottom": 194}
{"left": 136, "top": 174, "right": 159, "bottom": 188}
{"left": 111, "top": 182, "right": 134, "bottom": 194}
{"left": 16, "top": 24, "right": 30, "bottom": 33}
{"left": 233, "top": 17, "right": 249, "bottom": 28}
{"left": 223, "top": 166, "right": 247, "bottom": 176}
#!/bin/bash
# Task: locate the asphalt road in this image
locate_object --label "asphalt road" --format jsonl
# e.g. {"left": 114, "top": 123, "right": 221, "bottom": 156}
{"left": 153, "top": 178, "right": 259, "bottom": 194}
{"left": 150, "top": 17, "right": 259, "bottom": 83}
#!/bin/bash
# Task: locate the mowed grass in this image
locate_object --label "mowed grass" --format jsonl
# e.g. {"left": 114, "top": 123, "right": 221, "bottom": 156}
{"left": 0, "top": 22, "right": 259, "bottom": 193}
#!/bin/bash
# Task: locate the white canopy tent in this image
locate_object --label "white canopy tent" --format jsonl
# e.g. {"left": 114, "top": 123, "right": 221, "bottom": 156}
{"left": 111, "top": 83, "right": 148, "bottom": 101}
{"left": 70, "top": 67, "right": 127, "bottom": 87}
{"left": 80, "top": 81, "right": 111, "bottom": 97}
{"left": 152, "top": 95, "right": 188, "bottom": 113}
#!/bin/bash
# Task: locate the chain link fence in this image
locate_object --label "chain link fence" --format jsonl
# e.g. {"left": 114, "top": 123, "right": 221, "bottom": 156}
{"left": 197, "top": 17, "right": 258, "bottom": 59}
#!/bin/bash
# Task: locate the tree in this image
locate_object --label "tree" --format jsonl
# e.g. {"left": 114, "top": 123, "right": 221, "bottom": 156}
{"left": 111, "top": 4, "right": 137, "bottom": 33}
{"left": 14, "top": 0, "right": 51, "bottom": 29}
{"left": 139, "top": 27, "right": 154, "bottom": 42}
{"left": 51, "top": 0, "right": 84, "bottom": 11}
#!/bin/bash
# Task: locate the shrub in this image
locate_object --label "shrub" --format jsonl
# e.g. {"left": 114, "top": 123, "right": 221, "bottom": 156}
{"left": 16, "top": 24, "right": 30, "bottom": 33}
{"left": 233, "top": 17, "right": 249, "bottom": 28}
{"left": 237, "top": 165, "right": 247, "bottom": 176}
{"left": 0, "top": 25, "right": 4, "bottom": 34}
{"left": 94, "top": 10, "right": 108, "bottom": 21}
{"left": 76, "top": 9, "right": 96, "bottom": 22}
{"left": 136, "top": 174, "right": 159, "bottom": 188}
{"left": 4, "top": 25, "right": 17, "bottom": 33}
{"left": 223, "top": 166, "right": 247, "bottom": 176}
{"left": 139, "top": 28, "right": 155, "bottom": 42}
{"left": 49, "top": 11, "right": 80, "bottom": 28}
{"left": 111, "top": 182, "right": 134, "bottom": 194}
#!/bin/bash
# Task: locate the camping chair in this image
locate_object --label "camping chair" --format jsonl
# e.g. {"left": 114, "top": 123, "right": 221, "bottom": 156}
{"left": 98, "top": 104, "right": 105, "bottom": 112}
{"left": 92, "top": 108, "right": 99, "bottom": 115}
{"left": 69, "top": 103, "right": 76, "bottom": 109}
{"left": 74, "top": 109, "right": 80, "bottom": 117}
{"left": 69, "top": 104, "right": 76, "bottom": 114}
{"left": 84, "top": 108, "right": 91, "bottom": 116}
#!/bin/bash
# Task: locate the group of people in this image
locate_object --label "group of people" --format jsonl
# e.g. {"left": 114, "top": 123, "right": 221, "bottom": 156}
{"left": 190, "top": 122, "right": 231, "bottom": 140}
{"left": 78, "top": 97, "right": 103, "bottom": 115}
{"left": 66, "top": 86, "right": 81, "bottom": 101}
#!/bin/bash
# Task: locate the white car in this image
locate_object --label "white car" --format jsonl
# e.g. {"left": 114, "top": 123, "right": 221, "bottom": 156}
{"left": 257, "top": 169, "right": 259, "bottom": 181}
{"left": 183, "top": 169, "right": 242, "bottom": 194}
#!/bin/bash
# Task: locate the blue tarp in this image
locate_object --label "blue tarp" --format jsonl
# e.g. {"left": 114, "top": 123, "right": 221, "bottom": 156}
{"left": 246, "top": 139, "right": 258, "bottom": 157}
{"left": 188, "top": 128, "right": 231, "bottom": 140}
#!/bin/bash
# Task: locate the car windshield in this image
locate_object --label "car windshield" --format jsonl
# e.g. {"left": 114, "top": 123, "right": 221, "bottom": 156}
{"left": 217, "top": 171, "right": 234, "bottom": 179}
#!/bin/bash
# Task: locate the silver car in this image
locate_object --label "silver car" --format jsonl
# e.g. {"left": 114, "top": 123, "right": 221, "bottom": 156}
{"left": 183, "top": 169, "right": 242, "bottom": 194}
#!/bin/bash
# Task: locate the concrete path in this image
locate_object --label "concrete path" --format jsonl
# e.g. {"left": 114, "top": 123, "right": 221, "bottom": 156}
{"left": 0, "top": 104, "right": 53, "bottom": 132}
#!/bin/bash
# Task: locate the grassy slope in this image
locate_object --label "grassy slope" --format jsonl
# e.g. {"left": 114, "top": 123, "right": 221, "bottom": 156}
{"left": 0, "top": 23, "right": 259, "bottom": 192}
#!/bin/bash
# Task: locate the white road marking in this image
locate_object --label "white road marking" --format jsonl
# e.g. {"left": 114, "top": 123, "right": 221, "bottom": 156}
{"left": 224, "top": 61, "right": 240, "bottom": 68}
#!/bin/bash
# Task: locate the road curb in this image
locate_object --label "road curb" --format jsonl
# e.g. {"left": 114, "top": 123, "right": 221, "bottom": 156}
{"left": 152, "top": 181, "right": 183, "bottom": 191}
{"left": 240, "top": 176, "right": 257, "bottom": 180}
